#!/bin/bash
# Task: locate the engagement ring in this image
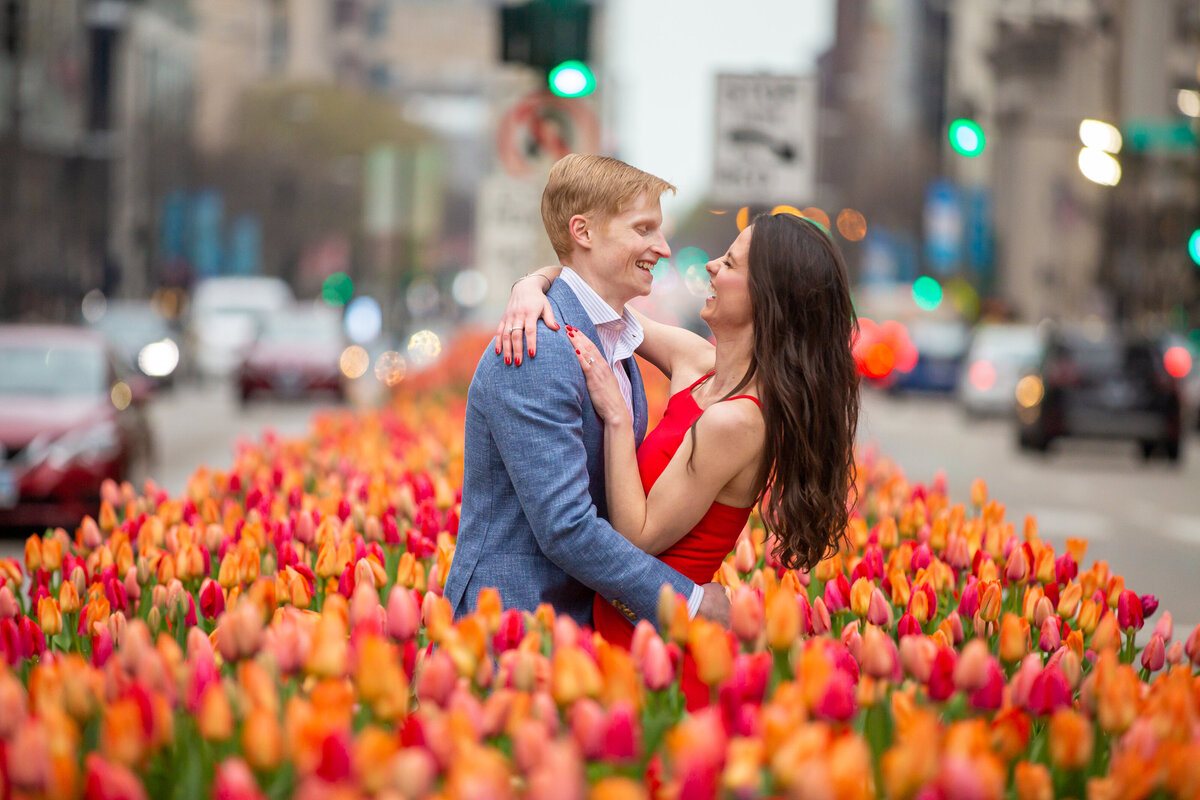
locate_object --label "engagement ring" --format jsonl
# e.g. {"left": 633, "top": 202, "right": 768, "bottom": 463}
{"left": 508, "top": 327, "right": 521, "bottom": 333}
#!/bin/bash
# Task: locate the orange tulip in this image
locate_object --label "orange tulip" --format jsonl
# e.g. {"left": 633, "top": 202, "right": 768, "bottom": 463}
{"left": 1047, "top": 709, "right": 1092, "bottom": 770}
{"left": 1013, "top": 761, "right": 1052, "bottom": 800}
{"left": 1091, "top": 610, "right": 1121, "bottom": 653}
{"left": 978, "top": 581, "right": 1002, "bottom": 623}
{"left": 241, "top": 705, "right": 283, "bottom": 771}
{"left": 24, "top": 535, "right": 42, "bottom": 573}
{"left": 970, "top": 478, "right": 987, "bottom": 507}
{"left": 37, "top": 596, "right": 62, "bottom": 637}
{"left": 305, "top": 608, "right": 348, "bottom": 679}
{"left": 197, "top": 683, "right": 233, "bottom": 742}
{"left": 850, "top": 577, "right": 873, "bottom": 618}
{"left": 765, "top": 586, "right": 798, "bottom": 650}
{"left": 690, "top": 619, "right": 734, "bottom": 689}
{"left": 551, "top": 646, "right": 602, "bottom": 706}
{"left": 997, "top": 614, "right": 1029, "bottom": 664}
{"left": 100, "top": 696, "right": 146, "bottom": 767}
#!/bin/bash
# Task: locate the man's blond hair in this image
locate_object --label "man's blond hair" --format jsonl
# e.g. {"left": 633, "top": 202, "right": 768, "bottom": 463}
{"left": 541, "top": 154, "right": 676, "bottom": 258}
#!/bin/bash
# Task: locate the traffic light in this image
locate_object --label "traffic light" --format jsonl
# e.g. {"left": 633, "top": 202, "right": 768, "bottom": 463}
{"left": 948, "top": 118, "right": 985, "bottom": 158}
{"left": 501, "top": 0, "right": 595, "bottom": 97}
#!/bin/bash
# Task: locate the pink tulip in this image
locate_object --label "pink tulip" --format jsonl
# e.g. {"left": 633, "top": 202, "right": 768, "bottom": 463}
{"left": 967, "top": 658, "right": 1005, "bottom": 711}
{"left": 1054, "top": 553, "right": 1078, "bottom": 585}
{"left": 386, "top": 586, "right": 421, "bottom": 641}
{"left": 0, "top": 585, "right": 16, "bottom": 620}
{"left": 415, "top": 647, "right": 457, "bottom": 707}
{"left": 910, "top": 542, "right": 932, "bottom": 572}
{"left": 1166, "top": 640, "right": 1184, "bottom": 666}
{"left": 1004, "top": 547, "right": 1029, "bottom": 584}
{"left": 84, "top": 754, "right": 149, "bottom": 800}
{"left": 212, "top": 758, "right": 266, "bottom": 800}
{"left": 1140, "top": 594, "right": 1159, "bottom": 618}
{"left": 810, "top": 597, "right": 831, "bottom": 635}
{"left": 824, "top": 576, "right": 849, "bottom": 613}
{"left": 568, "top": 698, "right": 606, "bottom": 759}
{"left": 1187, "top": 624, "right": 1200, "bottom": 667}
{"left": 1141, "top": 633, "right": 1165, "bottom": 673}
{"left": 952, "top": 639, "right": 991, "bottom": 693}
{"left": 90, "top": 625, "right": 112, "bottom": 667}
{"left": 639, "top": 634, "right": 676, "bottom": 691}
{"left": 860, "top": 625, "right": 900, "bottom": 681}
{"left": 957, "top": 578, "right": 980, "bottom": 620}
{"left": 1039, "top": 615, "right": 1062, "bottom": 653}
{"left": 899, "top": 635, "right": 937, "bottom": 682}
{"left": 866, "top": 587, "right": 893, "bottom": 628}
{"left": 1152, "top": 610, "right": 1173, "bottom": 643}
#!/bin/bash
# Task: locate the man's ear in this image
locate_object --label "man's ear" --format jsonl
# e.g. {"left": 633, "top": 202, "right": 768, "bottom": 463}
{"left": 568, "top": 214, "right": 592, "bottom": 251}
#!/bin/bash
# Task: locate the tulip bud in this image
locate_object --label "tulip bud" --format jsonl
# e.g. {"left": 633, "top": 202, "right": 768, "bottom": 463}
{"left": 731, "top": 586, "right": 765, "bottom": 644}
{"left": 1047, "top": 710, "right": 1092, "bottom": 770}
{"left": 1076, "top": 599, "right": 1100, "bottom": 635}
{"left": 810, "top": 597, "right": 831, "bottom": 636}
{"left": 1166, "top": 640, "right": 1184, "bottom": 666}
{"left": 1038, "top": 616, "right": 1061, "bottom": 653}
{"left": 979, "top": 582, "right": 1002, "bottom": 623}
{"left": 899, "top": 635, "right": 937, "bottom": 682}
{"left": 1116, "top": 590, "right": 1143, "bottom": 632}
{"left": 199, "top": 578, "right": 225, "bottom": 621}
{"left": 952, "top": 639, "right": 991, "bottom": 693}
{"left": 733, "top": 537, "right": 756, "bottom": 574}
{"left": 638, "top": 634, "right": 675, "bottom": 691}
{"left": 970, "top": 478, "right": 987, "bottom": 507}
{"left": 998, "top": 614, "right": 1030, "bottom": 664}
{"left": 1185, "top": 624, "right": 1200, "bottom": 667}
{"left": 37, "top": 596, "right": 62, "bottom": 636}
{"left": 1152, "top": 611, "right": 1172, "bottom": 643}
{"left": 1056, "top": 582, "right": 1082, "bottom": 621}
{"left": 1014, "top": 761, "right": 1053, "bottom": 800}
{"left": 198, "top": 684, "right": 234, "bottom": 742}
{"left": 386, "top": 586, "right": 420, "bottom": 641}
{"left": 859, "top": 625, "right": 898, "bottom": 681}
{"left": 1004, "top": 547, "right": 1029, "bottom": 585}
{"left": 849, "top": 578, "right": 873, "bottom": 619}
{"left": 764, "top": 587, "right": 798, "bottom": 650}
{"left": 866, "top": 587, "right": 893, "bottom": 629}
{"left": 1140, "top": 634, "right": 1165, "bottom": 673}
{"left": 0, "top": 584, "right": 16, "bottom": 619}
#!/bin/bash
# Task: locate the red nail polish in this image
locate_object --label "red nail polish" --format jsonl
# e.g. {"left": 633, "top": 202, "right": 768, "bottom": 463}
{"left": 505, "top": 356, "right": 511, "bottom": 365}
{"left": 575, "top": 349, "right": 580, "bottom": 354}
{"left": 529, "top": 348, "right": 534, "bottom": 357}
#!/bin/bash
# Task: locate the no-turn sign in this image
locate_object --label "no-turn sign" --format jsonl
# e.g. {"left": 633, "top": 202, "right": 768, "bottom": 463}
{"left": 712, "top": 74, "right": 818, "bottom": 205}
{"left": 497, "top": 90, "right": 601, "bottom": 178}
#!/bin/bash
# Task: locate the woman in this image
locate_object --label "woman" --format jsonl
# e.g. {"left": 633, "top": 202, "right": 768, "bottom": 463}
{"left": 500, "top": 212, "right": 860, "bottom": 708}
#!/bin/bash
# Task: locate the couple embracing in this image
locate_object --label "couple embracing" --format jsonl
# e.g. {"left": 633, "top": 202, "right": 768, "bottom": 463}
{"left": 444, "top": 154, "right": 860, "bottom": 708}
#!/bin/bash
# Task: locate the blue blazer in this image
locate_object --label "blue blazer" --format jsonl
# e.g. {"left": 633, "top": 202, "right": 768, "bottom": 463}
{"left": 443, "top": 279, "right": 697, "bottom": 628}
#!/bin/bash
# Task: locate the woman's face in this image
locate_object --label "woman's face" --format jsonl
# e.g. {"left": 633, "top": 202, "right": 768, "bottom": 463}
{"left": 700, "top": 225, "right": 754, "bottom": 330}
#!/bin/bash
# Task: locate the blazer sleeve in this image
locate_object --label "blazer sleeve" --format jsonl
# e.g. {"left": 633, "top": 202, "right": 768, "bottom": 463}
{"left": 477, "top": 325, "right": 697, "bottom": 625}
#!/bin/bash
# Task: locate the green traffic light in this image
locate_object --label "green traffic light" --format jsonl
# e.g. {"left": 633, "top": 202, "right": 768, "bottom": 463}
{"left": 949, "top": 118, "right": 985, "bottom": 158}
{"left": 1189, "top": 229, "right": 1200, "bottom": 267}
{"left": 548, "top": 60, "right": 595, "bottom": 98}
{"left": 913, "top": 276, "right": 943, "bottom": 310}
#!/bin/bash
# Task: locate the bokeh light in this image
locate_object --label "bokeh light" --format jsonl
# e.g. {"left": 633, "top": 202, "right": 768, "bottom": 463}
{"left": 1078, "top": 119, "right": 1122, "bottom": 154}
{"left": 968, "top": 360, "right": 997, "bottom": 392}
{"left": 110, "top": 381, "right": 132, "bottom": 411}
{"left": 650, "top": 258, "right": 673, "bottom": 283}
{"left": 405, "top": 278, "right": 440, "bottom": 318}
{"left": 674, "top": 247, "right": 710, "bottom": 295}
{"left": 802, "top": 207, "right": 831, "bottom": 230}
{"left": 948, "top": 118, "right": 985, "bottom": 157}
{"left": 1188, "top": 229, "right": 1200, "bottom": 267}
{"left": 945, "top": 277, "right": 981, "bottom": 320}
{"left": 451, "top": 270, "right": 489, "bottom": 308}
{"left": 736, "top": 207, "right": 750, "bottom": 231}
{"left": 344, "top": 296, "right": 383, "bottom": 344}
{"left": 772, "top": 205, "right": 803, "bottom": 218}
{"left": 836, "top": 209, "right": 867, "bottom": 241}
{"left": 374, "top": 350, "right": 407, "bottom": 386}
{"left": 912, "top": 276, "right": 943, "bottom": 311}
{"left": 407, "top": 329, "right": 442, "bottom": 367}
{"left": 864, "top": 343, "right": 895, "bottom": 379}
{"left": 137, "top": 339, "right": 180, "bottom": 378}
{"left": 1015, "top": 375, "right": 1044, "bottom": 408}
{"left": 81, "top": 289, "right": 107, "bottom": 323}
{"left": 322, "top": 273, "right": 354, "bottom": 307}
{"left": 1078, "top": 148, "right": 1121, "bottom": 186}
{"left": 339, "top": 345, "right": 370, "bottom": 378}
{"left": 1163, "top": 346, "right": 1192, "bottom": 379}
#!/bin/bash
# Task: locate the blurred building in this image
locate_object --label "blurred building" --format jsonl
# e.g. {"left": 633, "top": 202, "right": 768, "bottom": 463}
{"left": 821, "top": 0, "right": 1200, "bottom": 326}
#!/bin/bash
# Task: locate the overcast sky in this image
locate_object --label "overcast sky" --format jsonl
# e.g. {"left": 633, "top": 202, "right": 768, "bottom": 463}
{"left": 604, "top": 0, "right": 835, "bottom": 222}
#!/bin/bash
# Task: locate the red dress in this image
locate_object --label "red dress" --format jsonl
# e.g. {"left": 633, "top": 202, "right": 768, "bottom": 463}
{"left": 593, "top": 371, "right": 760, "bottom": 710}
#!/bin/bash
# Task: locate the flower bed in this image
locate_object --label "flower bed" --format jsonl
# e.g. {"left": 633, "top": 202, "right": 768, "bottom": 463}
{"left": 2, "top": 337, "right": 1199, "bottom": 800}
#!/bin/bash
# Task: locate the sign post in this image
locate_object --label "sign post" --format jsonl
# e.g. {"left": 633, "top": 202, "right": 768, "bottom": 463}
{"left": 712, "top": 74, "right": 818, "bottom": 206}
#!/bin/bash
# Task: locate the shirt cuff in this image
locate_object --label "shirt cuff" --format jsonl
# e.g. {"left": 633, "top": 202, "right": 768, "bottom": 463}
{"left": 687, "top": 583, "right": 705, "bottom": 619}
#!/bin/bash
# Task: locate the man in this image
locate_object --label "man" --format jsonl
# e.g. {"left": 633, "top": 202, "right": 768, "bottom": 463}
{"left": 444, "top": 154, "right": 730, "bottom": 629}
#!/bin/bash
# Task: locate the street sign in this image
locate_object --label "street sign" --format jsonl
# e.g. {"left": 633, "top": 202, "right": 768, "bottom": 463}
{"left": 712, "top": 74, "right": 818, "bottom": 205}
{"left": 496, "top": 90, "right": 600, "bottom": 178}
{"left": 474, "top": 173, "right": 558, "bottom": 313}
{"left": 924, "top": 179, "right": 963, "bottom": 275}
{"left": 1124, "top": 119, "right": 1198, "bottom": 153}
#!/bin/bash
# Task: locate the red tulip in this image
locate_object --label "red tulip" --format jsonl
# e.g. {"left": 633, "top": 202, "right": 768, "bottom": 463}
{"left": 212, "top": 759, "right": 266, "bottom": 800}
{"left": 199, "top": 578, "right": 225, "bottom": 620}
{"left": 927, "top": 647, "right": 957, "bottom": 701}
{"left": 1026, "top": 663, "right": 1071, "bottom": 716}
{"left": 968, "top": 658, "right": 1005, "bottom": 711}
{"left": 1139, "top": 593, "right": 1158, "bottom": 618}
{"left": 1116, "top": 590, "right": 1144, "bottom": 632}
{"left": 813, "top": 668, "right": 856, "bottom": 722}
{"left": 897, "top": 612, "right": 921, "bottom": 638}
{"left": 601, "top": 702, "right": 640, "bottom": 765}
{"left": 84, "top": 754, "right": 149, "bottom": 800}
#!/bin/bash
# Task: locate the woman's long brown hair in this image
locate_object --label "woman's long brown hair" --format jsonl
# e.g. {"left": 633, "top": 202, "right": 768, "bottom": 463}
{"left": 693, "top": 213, "right": 860, "bottom": 571}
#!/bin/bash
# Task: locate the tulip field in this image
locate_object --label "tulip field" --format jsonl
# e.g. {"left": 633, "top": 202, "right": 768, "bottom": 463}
{"left": 2, "top": 334, "right": 1199, "bottom": 800}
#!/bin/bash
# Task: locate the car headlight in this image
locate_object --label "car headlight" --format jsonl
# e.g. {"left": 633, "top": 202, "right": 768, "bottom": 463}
{"left": 22, "top": 422, "right": 122, "bottom": 470}
{"left": 138, "top": 338, "right": 180, "bottom": 377}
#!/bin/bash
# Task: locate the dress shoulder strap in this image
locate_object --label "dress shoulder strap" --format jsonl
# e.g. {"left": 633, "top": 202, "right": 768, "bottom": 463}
{"left": 723, "top": 394, "right": 761, "bottom": 408}
{"left": 685, "top": 370, "right": 716, "bottom": 392}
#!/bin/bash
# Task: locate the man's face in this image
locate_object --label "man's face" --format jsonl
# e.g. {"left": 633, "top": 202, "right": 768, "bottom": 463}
{"left": 588, "top": 193, "right": 671, "bottom": 304}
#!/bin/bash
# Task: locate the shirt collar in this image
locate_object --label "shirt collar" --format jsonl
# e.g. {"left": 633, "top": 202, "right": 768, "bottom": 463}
{"left": 559, "top": 267, "right": 644, "bottom": 354}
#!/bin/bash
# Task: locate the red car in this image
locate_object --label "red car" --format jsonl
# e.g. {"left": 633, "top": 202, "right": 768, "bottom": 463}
{"left": 238, "top": 307, "right": 347, "bottom": 404}
{"left": 0, "top": 325, "right": 156, "bottom": 532}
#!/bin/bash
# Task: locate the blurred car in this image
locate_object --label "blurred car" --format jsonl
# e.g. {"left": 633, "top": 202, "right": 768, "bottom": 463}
{"left": 188, "top": 276, "right": 294, "bottom": 379}
{"left": 956, "top": 324, "right": 1043, "bottom": 417}
{"left": 87, "top": 300, "right": 182, "bottom": 388}
{"left": 0, "top": 325, "right": 155, "bottom": 531}
{"left": 1016, "top": 327, "right": 1185, "bottom": 462}
{"left": 238, "top": 305, "right": 347, "bottom": 403}
{"left": 887, "top": 319, "right": 970, "bottom": 394}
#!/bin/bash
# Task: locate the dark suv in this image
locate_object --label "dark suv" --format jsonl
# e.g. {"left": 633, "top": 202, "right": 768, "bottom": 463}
{"left": 1016, "top": 328, "right": 1184, "bottom": 463}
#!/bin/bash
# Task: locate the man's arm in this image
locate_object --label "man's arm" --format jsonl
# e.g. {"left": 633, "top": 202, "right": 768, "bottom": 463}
{"left": 479, "top": 324, "right": 700, "bottom": 626}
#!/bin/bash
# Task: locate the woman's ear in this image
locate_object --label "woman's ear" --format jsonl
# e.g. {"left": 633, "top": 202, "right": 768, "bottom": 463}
{"left": 568, "top": 215, "right": 591, "bottom": 250}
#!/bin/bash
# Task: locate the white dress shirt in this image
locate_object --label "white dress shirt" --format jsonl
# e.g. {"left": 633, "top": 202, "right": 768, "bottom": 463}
{"left": 558, "top": 267, "right": 706, "bottom": 619}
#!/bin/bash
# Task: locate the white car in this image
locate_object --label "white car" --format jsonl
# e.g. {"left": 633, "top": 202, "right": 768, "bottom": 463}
{"left": 957, "top": 323, "right": 1043, "bottom": 417}
{"left": 188, "top": 277, "right": 295, "bottom": 379}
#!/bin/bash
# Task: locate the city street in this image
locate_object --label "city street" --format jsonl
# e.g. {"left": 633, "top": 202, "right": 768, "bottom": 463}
{"left": 4, "top": 381, "right": 1196, "bottom": 638}
{"left": 859, "top": 389, "right": 1200, "bottom": 638}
